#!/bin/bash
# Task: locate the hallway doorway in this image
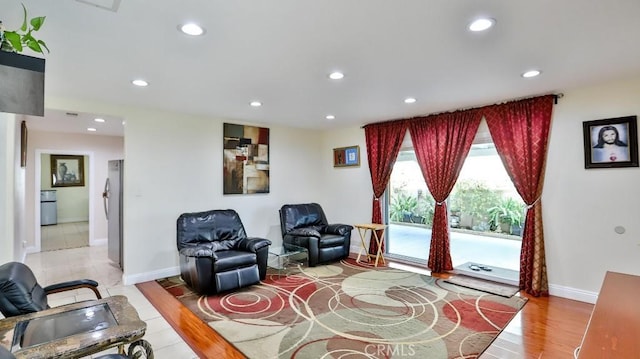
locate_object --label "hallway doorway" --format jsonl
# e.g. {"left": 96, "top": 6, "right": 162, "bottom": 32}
{"left": 35, "top": 150, "right": 93, "bottom": 252}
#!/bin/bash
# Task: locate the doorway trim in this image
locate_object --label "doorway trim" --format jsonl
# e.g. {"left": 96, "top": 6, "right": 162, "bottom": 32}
{"left": 32, "top": 149, "right": 95, "bottom": 253}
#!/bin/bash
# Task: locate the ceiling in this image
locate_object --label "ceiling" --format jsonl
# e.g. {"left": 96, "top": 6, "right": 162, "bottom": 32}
{"left": 9, "top": 0, "right": 640, "bottom": 137}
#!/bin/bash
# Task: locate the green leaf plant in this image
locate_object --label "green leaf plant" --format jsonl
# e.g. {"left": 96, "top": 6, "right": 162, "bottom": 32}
{"left": 0, "top": 3, "right": 49, "bottom": 55}
{"left": 487, "top": 197, "right": 525, "bottom": 233}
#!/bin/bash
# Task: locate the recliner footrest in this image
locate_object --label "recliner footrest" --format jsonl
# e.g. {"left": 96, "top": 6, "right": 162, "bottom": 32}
{"left": 215, "top": 265, "right": 260, "bottom": 293}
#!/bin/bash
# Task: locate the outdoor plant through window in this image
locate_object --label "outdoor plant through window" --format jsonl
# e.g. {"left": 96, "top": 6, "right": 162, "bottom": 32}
{"left": 388, "top": 144, "right": 525, "bottom": 237}
{"left": 389, "top": 188, "right": 435, "bottom": 227}
{"left": 487, "top": 197, "right": 525, "bottom": 235}
{"left": 389, "top": 150, "right": 436, "bottom": 228}
{"left": 450, "top": 143, "right": 525, "bottom": 237}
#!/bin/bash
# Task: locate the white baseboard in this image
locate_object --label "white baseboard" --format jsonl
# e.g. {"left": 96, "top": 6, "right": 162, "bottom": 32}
{"left": 25, "top": 246, "right": 39, "bottom": 255}
{"left": 123, "top": 266, "right": 180, "bottom": 286}
{"left": 549, "top": 283, "right": 598, "bottom": 304}
{"left": 56, "top": 217, "right": 89, "bottom": 224}
{"left": 91, "top": 238, "right": 107, "bottom": 246}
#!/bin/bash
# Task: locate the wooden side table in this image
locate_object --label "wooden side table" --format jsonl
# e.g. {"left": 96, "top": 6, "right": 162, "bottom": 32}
{"left": 576, "top": 271, "right": 640, "bottom": 358}
{"left": 354, "top": 223, "right": 387, "bottom": 267}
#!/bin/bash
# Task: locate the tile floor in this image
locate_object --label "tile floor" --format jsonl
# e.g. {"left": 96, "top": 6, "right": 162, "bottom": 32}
{"left": 40, "top": 222, "right": 89, "bottom": 251}
{"left": 22, "top": 245, "right": 198, "bottom": 358}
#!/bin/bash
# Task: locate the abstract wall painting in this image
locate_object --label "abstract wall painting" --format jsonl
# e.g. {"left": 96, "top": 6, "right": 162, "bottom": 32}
{"left": 223, "top": 123, "right": 270, "bottom": 194}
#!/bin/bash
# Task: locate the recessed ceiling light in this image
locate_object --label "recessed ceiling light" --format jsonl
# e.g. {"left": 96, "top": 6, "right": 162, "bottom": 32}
{"left": 132, "top": 79, "right": 148, "bottom": 87}
{"left": 468, "top": 18, "right": 496, "bottom": 32}
{"left": 94, "top": 118, "right": 105, "bottom": 123}
{"left": 325, "top": 115, "right": 335, "bottom": 120}
{"left": 522, "top": 70, "right": 541, "bottom": 78}
{"left": 250, "top": 101, "right": 262, "bottom": 107}
{"left": 179, "top": 23, "right": 205, "bottom": 36}
{"left": 328, "top": 71, "right": 344, "bottom": 80}
{"left": 87, "top": 127, "right": 97, "bottom": 132}
{"left": 404, "top": 97, "right": 417, "bottom": 104}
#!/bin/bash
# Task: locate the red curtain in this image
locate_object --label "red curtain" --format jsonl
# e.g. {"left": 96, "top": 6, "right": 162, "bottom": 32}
{"left": 364, "top": 121, "right": 408, "bottom": 254}
{"left": 408, "top": 110, "right": 482, "bottom": 272}
{"left": 484, "top": 95, "right": 555, "bottom": 296}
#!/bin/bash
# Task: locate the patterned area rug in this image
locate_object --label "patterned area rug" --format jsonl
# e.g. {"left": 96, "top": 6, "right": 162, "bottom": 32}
{"left": 444, "top": 275, "right": 520, "bottom": 298}
{"left": 157, "top": 259, "right": 527, "bottom": 358}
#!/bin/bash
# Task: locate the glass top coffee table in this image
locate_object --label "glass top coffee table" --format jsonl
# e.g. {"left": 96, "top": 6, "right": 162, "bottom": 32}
{"left": 268, "top": 243, "right": 308, "bottom": 277}
{"left": 0, "top": 295, "right": 152, "bottom": 358}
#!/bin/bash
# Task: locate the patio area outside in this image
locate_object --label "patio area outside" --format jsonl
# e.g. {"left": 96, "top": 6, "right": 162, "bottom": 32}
{"left": 386, "top": 223, "right": 522, "bottom": 271}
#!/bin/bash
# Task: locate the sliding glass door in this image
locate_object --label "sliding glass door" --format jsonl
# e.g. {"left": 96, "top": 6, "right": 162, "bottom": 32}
{"left": 385, "top": 133, "right": 522, "bottom": 272}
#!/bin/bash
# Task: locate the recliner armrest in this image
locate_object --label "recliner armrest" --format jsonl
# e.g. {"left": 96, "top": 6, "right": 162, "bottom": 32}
{"left": 237, "top": 237, "right": 272, "bottom": 252}
{"left": 179, "top": 246, "right": 217, "bottom": 259}
{"left": 324, "top": 224, "right": 354, "bottom": 236}
{"left": 44, "top": 279, "right": 102, "bottom": 299}
{"left": 287, "top": 228, "right": 322, "bottom": 238}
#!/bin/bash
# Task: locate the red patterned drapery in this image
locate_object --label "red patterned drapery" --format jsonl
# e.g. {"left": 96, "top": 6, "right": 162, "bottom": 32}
{"left": 364, "top": 120, "right": 408, "bottom": 254}
{"left": 484, "top": 95, "right": 555, "bottom": 296}
{"left": 408, "top": 110, "right": 482, "bottom": 272}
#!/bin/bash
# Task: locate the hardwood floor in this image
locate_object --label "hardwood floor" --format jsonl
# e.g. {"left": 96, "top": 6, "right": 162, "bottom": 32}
{"left": 137, "top": 263, "right": 594, "bottom": 359}
{"left": 480, "top": 294, "right": 593, "bottom": 358}
{"left": 137, "top": 281, "right": 246, "bottom": 359}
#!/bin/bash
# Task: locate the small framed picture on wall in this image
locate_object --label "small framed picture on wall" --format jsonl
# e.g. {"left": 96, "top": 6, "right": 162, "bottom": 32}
{"left": 582, "top": 115, "right": 639, "bottom": 169}
{"left": 333, "top": 145, "right": 360, "bottom": 167}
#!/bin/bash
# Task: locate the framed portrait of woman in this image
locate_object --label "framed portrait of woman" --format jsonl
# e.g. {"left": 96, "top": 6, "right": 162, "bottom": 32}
{"left": 582, "top": 115, "right": 639, "bottom": 169}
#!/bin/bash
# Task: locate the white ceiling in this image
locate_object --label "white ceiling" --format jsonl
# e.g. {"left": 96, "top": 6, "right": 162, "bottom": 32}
{"left": 9, "top": 0, "right": 640, "bottom": 137}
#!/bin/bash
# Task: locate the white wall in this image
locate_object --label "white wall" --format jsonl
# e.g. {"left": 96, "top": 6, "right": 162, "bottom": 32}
{"left": 0, "top": 112, "right": 27, "bottom": 263}
{"left": 318, "top": 75, "right": 640, "bottom": 302}
{"left": 25, "top": 131, "right": 123, "bottom": 250}
{"left": 122, "top": 112, "right": 326, "bottom": 282}
{"left": 17, "top": 75, "right": 639, "bottom": 300}
{"left": 320, "top": 127, "right": 373, "bottom": 253}
{"left": 13, "top": 117, "right": 27, "bottom": 261}
{"left": 544, "top": 75, "right": 640, "bottom": 298}
{"left": 0, "top": 113, "right": 17, "bottom": 264}
{"left": 44, "top": 96, "right": 326, "bottom": 283}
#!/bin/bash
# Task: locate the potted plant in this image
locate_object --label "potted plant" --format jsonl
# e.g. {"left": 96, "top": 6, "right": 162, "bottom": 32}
{"left": 0, "top": 3, "right": 47, "bottom": 116}
{"left": 449, "top": 179, "right": 501, "bottom": 230}
{"left": 389, "top": 191, "right": 418, "bottom": 223}
{"left": 487, "top": 197, "right": 525, "bottom": 235}
{"left": 0, "top": 3, "right": 49, "bottom": 54}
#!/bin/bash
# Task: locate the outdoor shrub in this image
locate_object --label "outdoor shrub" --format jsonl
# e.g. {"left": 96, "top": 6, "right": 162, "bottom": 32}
{"left": 389, "top": 191, "right": 418, "bottom": 222}
{"left": 487, "top": 197, "right": 525, "bottom": 232}
{"left": 449, "top": 179, "right": 502, "bottom": 227}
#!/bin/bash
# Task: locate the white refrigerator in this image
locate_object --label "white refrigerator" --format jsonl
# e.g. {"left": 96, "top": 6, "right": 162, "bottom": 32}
{"left": 103, "top": 160, "right": 123, "bottom": 269}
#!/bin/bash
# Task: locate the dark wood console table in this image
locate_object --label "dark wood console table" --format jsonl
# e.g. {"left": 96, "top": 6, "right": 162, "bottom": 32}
{"left": 577, "top": 271, "right": 640, "bottom": 358}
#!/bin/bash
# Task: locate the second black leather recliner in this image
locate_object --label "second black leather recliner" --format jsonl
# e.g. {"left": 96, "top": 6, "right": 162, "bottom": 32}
{"left": 279, "top": 203, "right": 353, "bottom": 267}
{"left": 177, "top": 209, "right": 271, "bottom": 294}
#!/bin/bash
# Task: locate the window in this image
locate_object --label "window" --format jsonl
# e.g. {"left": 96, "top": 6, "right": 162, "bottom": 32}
{"left": 384, "top": 122, "right": 523, "bottom": 270}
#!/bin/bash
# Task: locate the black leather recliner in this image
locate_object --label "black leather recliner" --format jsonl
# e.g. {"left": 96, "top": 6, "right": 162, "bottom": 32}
{"left": 0, "top": 261, "right": 101, "bottom": 317}
{"left": 279, "top": 203, "right": 353, "bottom": 267}
{"left": 177, "top": 209, "right": 272, "bottom": 294}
